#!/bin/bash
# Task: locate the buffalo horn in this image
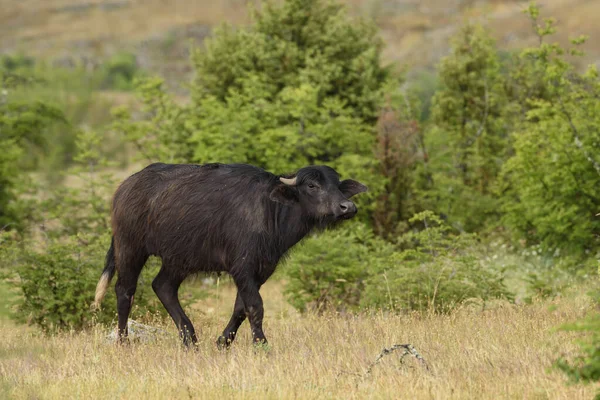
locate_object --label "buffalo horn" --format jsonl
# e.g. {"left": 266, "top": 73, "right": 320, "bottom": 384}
{"left": 280, "top": 177, "right": 297, "bottom": 186}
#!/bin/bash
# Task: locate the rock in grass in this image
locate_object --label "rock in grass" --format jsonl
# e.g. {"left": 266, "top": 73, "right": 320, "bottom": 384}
{"left": 106, "top": 319, "right": 169, "bottom": 344}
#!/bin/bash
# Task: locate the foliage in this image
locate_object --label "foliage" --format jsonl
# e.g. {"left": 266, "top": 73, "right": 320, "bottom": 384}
{"left": 99, "top": 52, "right": 141, "bottom": 91}
{"left": 112, "top": 77, "right": 193, "bottom": 164}
{"left": 193, "top": 0, "right": 390, "bottom": 123}
{"left": 189, "top": 0, "right": 391, "bottom": 172}
{"left": 8, "top": 239, "right": 111, "bottom": 332}
{"left": 108, "top": 1, "right": 600, "bottom": 316}
{"left": 372, "top": 91, "right": 425, "bottom": 237}
{"left": 283, "top": 222, "right": 392, "bottom": 312}
{"left": 3, "top": 0, "right": 599, "bottom": 332}
{"left": 5, "top": 234, "right": 168, "bottom": 333}
{"left": 5, "top": 129, "right": 167, "bottom": 333}
{"left": 1, "top": 55, "right": 125, "bottom": 178}
{"left": 285, "top": 212, "right": 512, "bottom": 314}
{"left": 555, "top": 287, "right": 600, "bottom": 399}
{"left": 361, "top": 211, "right": 512, "bottom": 313}
{"left": 1, "top": 53, "right": 35, "bottom": 72}
{"left": 421, "top": 23, "right": 511, "bottom": 233}
{"left": 499, "top": 3, "right": 600, "bottom": 257}
{"left": 0, "top": 73, "right": 66, "bottom": 229}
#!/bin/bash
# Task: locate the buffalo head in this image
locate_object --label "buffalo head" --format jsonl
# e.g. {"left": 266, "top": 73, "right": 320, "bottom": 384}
{"left": 270, "top": 165, "right": 367, "bottom": 221}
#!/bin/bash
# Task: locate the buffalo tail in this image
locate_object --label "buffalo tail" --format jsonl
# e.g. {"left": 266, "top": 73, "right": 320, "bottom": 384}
{"left": 92, "top": 236, "right": 116, "bottom": 310}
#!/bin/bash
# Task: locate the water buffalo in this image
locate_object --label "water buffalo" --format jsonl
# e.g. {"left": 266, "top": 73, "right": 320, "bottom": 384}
{"left": 92, "top": 162, "right": 367, "bottom": 347}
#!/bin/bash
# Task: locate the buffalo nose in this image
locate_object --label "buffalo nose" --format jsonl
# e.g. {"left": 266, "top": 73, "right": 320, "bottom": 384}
{"left": 340, "top": 201, "right": 356, "bottom": 214}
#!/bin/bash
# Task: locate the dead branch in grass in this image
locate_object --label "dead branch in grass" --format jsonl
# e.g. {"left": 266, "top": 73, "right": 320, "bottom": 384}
{"left": 336, "top": 343, "right": 431, "bottom": 383}
{"left": 366, "top": 344, "right": 431, "bottom": 375}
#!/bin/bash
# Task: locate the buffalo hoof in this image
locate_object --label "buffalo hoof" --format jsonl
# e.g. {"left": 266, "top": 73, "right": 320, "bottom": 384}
{"left": 182, "top": 342, "right": 199, "bottom": 352}
{"left": 216, "top": 335, "right": 232, "bottom": 350}
{"left": 253, "top": 337, "right": 269, "bottom": 347}
{"left": 252, "top": 339, "right": 270, "bottom": 353}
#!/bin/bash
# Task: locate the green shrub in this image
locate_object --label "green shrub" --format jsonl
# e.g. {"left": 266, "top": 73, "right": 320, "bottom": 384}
{"left": 3, "top": 129, "right": 172, "bottom": 333}
{"left": 555, "top": 287, "right": 600, "bottom": 399}
{"left": 0, "top": 71, "right": 66, "bottom": 229}
{"left": 111, "top": 76, "right": 197, "bottom": 164}
{"left": 283, "top": 222, "right": 392, "bottom": 313}
{"left": 499, "top": 4, "right": 600, "bottom": 257}
{"left": 4, "top": 234, "right": 167, "bottom": 333}
{"left": 420, "top": 23, "right": 511, "bottom": 233}
{"left": 1, "top": 56, "right": 125, "bottom": 181}
{"left": 13, "top": 238, "right": 115, "bottom": 332}
{"left": 99, "top": 52, "right": 140, "bottom": 91}
{"left": 284, "top": 212, "right": 513, "bottom": 314}
{"left": 361, "top": 212, "right": 513, "bottom": 313}
{"left": 193, "top": 0, "right": 390, "bottom": 123}
{"left": 2, "top": 53, "right": 34, "bottom": 70}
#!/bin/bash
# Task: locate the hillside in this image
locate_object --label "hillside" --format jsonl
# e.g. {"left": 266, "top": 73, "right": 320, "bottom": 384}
{"left": 2, "top": 0, "right": 599, "bottom": 91}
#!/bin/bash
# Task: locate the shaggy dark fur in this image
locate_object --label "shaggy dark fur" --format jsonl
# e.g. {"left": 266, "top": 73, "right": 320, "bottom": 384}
{"left": 93, "top": 162, "right": 367, "bottom": 347}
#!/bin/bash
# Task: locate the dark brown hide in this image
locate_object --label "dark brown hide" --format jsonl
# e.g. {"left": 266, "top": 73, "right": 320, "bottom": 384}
{"left": 93, "top": 163, "right": 367, "bottom": 347}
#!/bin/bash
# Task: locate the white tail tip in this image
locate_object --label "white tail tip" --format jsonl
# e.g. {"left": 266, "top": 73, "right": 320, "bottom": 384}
{"left": 91, "top": 272, "right": 111, "bottom": 311}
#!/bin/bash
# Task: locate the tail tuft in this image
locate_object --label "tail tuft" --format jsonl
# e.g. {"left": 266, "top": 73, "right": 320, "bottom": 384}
{"left": 92, "top": 272, "right": 111, "bottom": 310}
{"left": 91, "top": 236, "right": 116, "bottom": 311}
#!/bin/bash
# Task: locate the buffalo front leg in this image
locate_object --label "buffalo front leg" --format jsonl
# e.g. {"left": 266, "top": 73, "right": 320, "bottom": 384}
{"left": 231, "top": 276, "right": 267, "bottom": 345}
{"left": 216, "top": 292, "right": 246, "bottom": 349}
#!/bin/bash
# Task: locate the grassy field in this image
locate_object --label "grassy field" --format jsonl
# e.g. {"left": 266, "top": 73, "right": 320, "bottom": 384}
{"left": 1, "top": 280, "right": 598, "bottom": 399}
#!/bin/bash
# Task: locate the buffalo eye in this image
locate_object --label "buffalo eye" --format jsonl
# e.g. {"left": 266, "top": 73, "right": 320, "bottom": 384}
{"left": 307, "top": 184, "right": 315, "bottom": 189}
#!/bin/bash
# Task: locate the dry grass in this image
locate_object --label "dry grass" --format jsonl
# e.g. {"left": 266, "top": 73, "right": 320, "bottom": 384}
{"left": 0, "top": 0, "right": 249, "bottom": 50}
{"left": 2, "top": 0, "right": 599, "bottom": 75}
{"left": 1, "top": 281, "right": 598, "bottom": 399}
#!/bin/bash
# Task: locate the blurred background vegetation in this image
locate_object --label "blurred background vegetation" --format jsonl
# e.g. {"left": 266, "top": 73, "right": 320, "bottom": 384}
{"left": 0, "top": 0, "right": 599, "bottom": 389}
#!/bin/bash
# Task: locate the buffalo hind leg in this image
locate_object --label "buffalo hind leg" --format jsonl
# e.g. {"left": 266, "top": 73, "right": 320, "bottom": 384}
{"left": 217, "top": 293, "right": 246, "bottom": 349}
{"left": 152, "top": 268, "right": 197, "bottom": 347}
{"left": 234, "top": 276, "right": 267, "bottom": 345}
{"left": 115, "top": 252, "right": 148, "bottom": 344}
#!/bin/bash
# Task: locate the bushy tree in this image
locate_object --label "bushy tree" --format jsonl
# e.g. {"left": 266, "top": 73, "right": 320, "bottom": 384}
{"left": 111, "top": 77, "right": 193, "bottom": 164}
{"left": 372, "top": 93, "right": 425, "bottom": 237}
{"left": 422, "top": 23, "right": 511, "bottom": 232}
{"left": 0, "top": 72, "right": 65, "bottom": 229}
{"left": 499, "top": 4, "right": 600, "bottom": 257}
{"left": 193, "top": 0, "right": 389, "bottom": 123}
{"left": 99, "top": 52, "right": 141, "bottom": 91}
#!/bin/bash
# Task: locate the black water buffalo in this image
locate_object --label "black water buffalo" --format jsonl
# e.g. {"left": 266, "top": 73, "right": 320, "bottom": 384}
{"left": 92, "top": 162, "right": 367, "bottom": 347}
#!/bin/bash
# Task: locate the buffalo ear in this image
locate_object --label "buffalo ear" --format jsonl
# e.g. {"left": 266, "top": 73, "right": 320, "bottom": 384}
{"left": 269, "top": 185, "right": 299, "bottom": 205}
{"left": 339, "top": 179, "right": 368, "bottom": 198}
